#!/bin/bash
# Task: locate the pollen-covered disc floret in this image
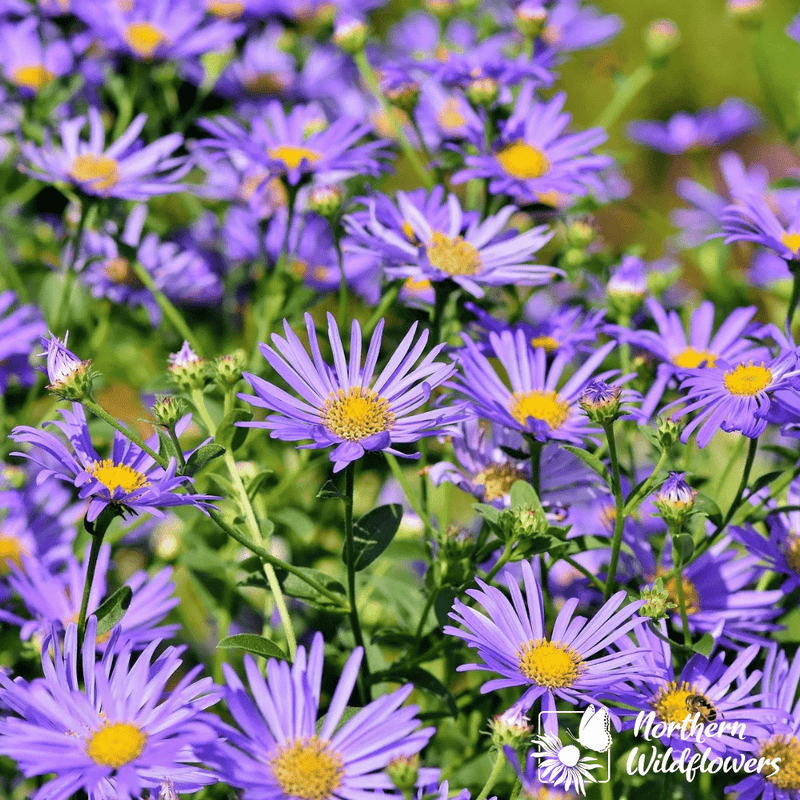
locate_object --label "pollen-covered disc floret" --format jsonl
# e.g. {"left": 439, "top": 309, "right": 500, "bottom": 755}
{"left": 269, "top": 737, "right": 344, "bottom": 800}
{"left": 86, "top": 722, "right": 147, "bottom": 768}
{"left": 517, "top": 640, "right": 584, "bottom": 688}
{"left": 238, "top": 312, "right": 464, "bottom": 472}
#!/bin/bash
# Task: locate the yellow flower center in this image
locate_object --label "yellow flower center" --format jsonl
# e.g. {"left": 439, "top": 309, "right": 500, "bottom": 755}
{"left": 673, "top": 348, "right": 717, "bottom": 369}
{"left": 722, "top": 362, "right": 772, "bottom": 396}
{"left": 69, "top": 154, "right": 120, "bottom": 191}
{"left": 436, "top": 98, "right": 467, "bottom": 132}
{"left": 662, "top": 574, "right": 701, "bottom": 615}
{"left": 244, "top": 72, "right": 286, "bottom": 95}
{"left": 87, "top": 460, "right": 150, "bottom": 494}
{"left": 0, "top": 535, "right": 27, "bottom": 575}
{"left": 268, "top": 145, "right": 321, "bottom": 171}
{"left": 426, "top": 231, "right": 482, "bottom": 276}
{"left": 759, "top": 735, "right": 800, "bottom": 790}
{"left": 103, "top": 256, "right": 142, "bottom": 286}
{"left": 651, "top": 681, "right": 699, "bottom": 725}
{"left": 124, "top": 22, "right": 168, "bottom": 59}
{"left": 403, "top": 276, "right": 432, "bottom": 294}
{"left": 599, "top": 502, "right": 616, "bottom": 532}
{"left": 321, "top": 387, "right": 395, "bottom": 442}
{"left": 509, "top": 390, "right": 570, "bottom": 430}
{"left": 517, "top": 639, "right": 583, "bottom": 688}
{"left": 270, "top": 737, "right": 344, "bottom": 800}
{"left": 496, "top": 141, "right": 550, "bottom": 180}
{"left": 85, "top": 722, "right": 147, "bottom": 768}
{"left": 782, "top": 231, "right": 800, "bottom": 257}
{"left": 530, "top": 335, "right": 560, "bottom": 353}
{"left": 783, "top": 532, "right": 800, "bottom": 574}
{"left": 474, "top": 463, "right": 527, "bottom": 502}
{"left": 11, "top": 64, "right": 55, "bottom": 92}
{"left": 207, "top": 0, "right": 244, "bottom": 16}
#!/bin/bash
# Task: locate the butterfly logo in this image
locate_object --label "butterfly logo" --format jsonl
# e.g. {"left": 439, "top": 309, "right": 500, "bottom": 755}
{"left": 567, "top": 705, "right": 613, "bottom": 753}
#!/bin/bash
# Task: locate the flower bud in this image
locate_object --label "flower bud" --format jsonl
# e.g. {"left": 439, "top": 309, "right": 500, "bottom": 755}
{"left": 653, "top": 472, "right": 697, "bottom": 527}
{"left": 307, "top": 184, "right": 343, "bottom": 218}
{"left": 387, "top": 755, "right": 419, "bottom": 793}
{"left": 40, "top": 332, "right": 94, "bottom": 401}
{"left": 515, "top": 0, "right": 547, "bottom": 38}
{"left": 385, "top": 80, "right": 421, "bottom": 114}
{"left": 490, "top": 706, "right": 532, "bottom": 750}
{"left": 565, "top": 219, "right": 596, "bottom": 249}
{"left": 466, "top": 77, "right": 499, "bottom": 107}
{"left": 152, "top": 395, "right": 186, "bottom": 428}
{"left": 168, "top": 341, "right": 209, "bottom": 392}
{"left": 333, "top": 15, "right": 368, "bottom": 54}
{"left": 608, "top": 255, "right": 647, "bottom": 317}
{"left": 579, "top": 379, "right": 622, "bottom": 425}
{"left": 214, "top": 349, "right": 247, "bottom": 387}
{"left": 644, "top": 19, "right": 680, "bottom": 60}
{"left": 656, "top": 416, "right": 683, "bottom": 448}
{"left": 434, "top": 526, "right": 474, "bottom": 588}
{"left": 726, "top": 0, "right": 763, "bottom": 28}
{"left": 640, "top": 578, "right": 676, "bottom": 620}
{"left": 498, "top": 503, "right": 548, "bottom": 543}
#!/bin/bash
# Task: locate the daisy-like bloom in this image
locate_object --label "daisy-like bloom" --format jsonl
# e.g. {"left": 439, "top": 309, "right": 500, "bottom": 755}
{"left": 21, "top": 108, "right": 187, "bottom": 200}
{"left": 0, "top": 290, "right": 46, "bottom": 392}
{"left": 444, "top": 560, "right": 648, "bottom": 734}
{"left": 74, "top": 0, "right": 243, "bottom": 62}
{"left": 732, "top": 475, "right": 800, "bottom": 594}
{"left": 504, "top": 746, "right": 580, "bottom": 800}
{"left": 416, "top": 781, "right": 472, "bottom": 800}
{"left": 0, "top": 618, "right": 220, "bottom": 799}
{"left": 449, "top": 328, "right": 617, "bottom": 444}
{"left": 524, "top": 733, "right": 602, "bottom": 795}
{"left": 0, "top": 18, "right": 72, "bottom": 95}
{"left": 414, "top": 82, "right": 484, "bottom": 151}
{"left": 720, "top": 193, "right": 800, "bottom": 263}
{"left": 197, "top": 102, "right": 391, "bottom": 186}
{"left": 612, "top": 622, "right": 782, "bottom": 759}
{"left": 627, "top": 98, "right": 761, "bottom": 154}
{"left": 202, "top": 632, "right": 435, "bottom": 799}
{"left": 452, "top": 84, "right": 612, "bottom": 207}
{"left": 346, "top": 189, "right": 558, "bottom": 297}
{"left": 1, "top": 543, "right": 179, "bottom": 651}
{"left": 613, "top": 298, "right": 768, "bottom": 419}
{"left": 10, "top": 402, "right": 217, "bottom": 522}
{"left": 663, "top": 351, "right": 800, "bottom": 446}
{"left": 533, "top": 0, "right": 623, "bottom": 54}
{"left": 428, "top": 420, "right": 599, "bottom": 509}
{"left": 727, "top": 646, "right": 800, "bottom": 799}
{"left": 238, "top": 312, "right": 464, "bottom": 472}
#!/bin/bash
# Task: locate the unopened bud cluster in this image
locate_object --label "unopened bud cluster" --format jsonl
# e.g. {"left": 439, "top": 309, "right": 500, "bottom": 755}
{"left": 653, "top": 472, "right": 697, "bottom": 527}
{"left": 579, "top": 379, "right": 622, "bottom": 425}
{"left": 640, "top": 578, "right": 676, "bottom": 620}
{"left": 168, "top": 342, "right": 210, "bottom": 392}
{"left": 41, "top": 332, "right": 94, "bottom": 401}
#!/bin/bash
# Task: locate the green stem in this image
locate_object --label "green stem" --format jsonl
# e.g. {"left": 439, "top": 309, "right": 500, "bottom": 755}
{"left": 475, "top": 749, "right": 506, "bottom": 800}
{"left": 363, "top": 284, "right": 400, "bottom": 337}
{"left": 335, "top": 234, "right": 348, "bottom": 328}
{"left": 787, "top": 263, "right": 800, "bottom": 329}
{"left": 167, "top": 426, "right": 186, "bottom": 469}
{"left": 528, "top": 437, "right": 542, "bottom": 497}
{"left": 414, "top": 590, "right": 437, "bottom": 640}
{"left": 618, "top": 313, "right": 632, "bottom": 376}
{"left": 670, "top": 526, "right": 692, "bottom": 647}
{"left": 53, "top": 201, "right": 93, "bottom": 332}
{"left": 385, "top": 453, "right": 436, "bottom": 534}
{"left": 128, "top": 261, "right": 204, "bottom": 355}
{"left": 623, "top": 448, "right": 668, "bottom": 515}
{"left": 483, "top": 540, "right": 514, "bottom": 583}
{"left": 353, "top": 50, "right": 433, "bottom": 190}
{"left": 191, "top": 389, "right": 297, "bottom": 659}
{"left": 595, "top": 63, "right": 655, "bottom": 131}
{"left": 562, "top": 555, "right": 606, "bottom": 593}
{"left": 344, "top": 462, "right": 371, "bottom": 702}
{"left": 77, "top": 507, "right": 118, "bottom": 646}
{"left": 603, "top": 422, "right": 626, "bottom": 601}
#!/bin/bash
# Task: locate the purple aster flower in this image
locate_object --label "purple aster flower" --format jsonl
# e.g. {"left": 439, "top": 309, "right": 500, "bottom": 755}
{"left": 21, "top": 108, "right": 187, "bottom": 199}
{"left": 1, "top": 543, "right": 179, "bottom": 651}
{"left": 414, "top": 81, "right": 484, "bottom": 150}
{"left": 239, "top": 313, "right": 464, "bottom": 472}
{"left": 197, "top": 102, "right": 391, "bottom": 186}
{"left": 202, "top": 632, "right": 435, "bottom": 799}
{"left": 611, "top": 622, "right": 782, "bottom": 759}
{"left": 453, "top": 83, "right": 612, "bottom": 207}
{"left": 613, "top": 298, "right": 768, "bottom": 419}
{"left": 726, "top": 646, "right": 800, "bottom": 799}
{"left": 0, "top": 618, "right": 220, "bottom": 799}
{"left": 627, "top": 98, "right": 762, "bottom": 154}
{"left": 417, "top": 782, "right": 472, "bottom": 800}
{"left": 504, "top": 746, "right": 579, "bottom": 800}
{"left": 10, "top": 402, "right": 217, "bottom": 521}
{"left": 449, "top": 328, "right": 617, "bottom": 444}
{"left": 732, "top": 475, "right": 800, "bottom": 593}
{"left": 0, "top": 290, "right": 46, "bottom": 392}
{"left": 445, "top": 560, "right": 647, "bottom": 735}
{"left": 0, "top": 18, "right": 73, "bottom": 96}
{"left": 428, "top": 420, "right": 599, "bottom": 508}
{"left": 721, "top": 193, "right": 800, "bottom": 262}
{"left": 608, "top": 254, "right": 648, "bottom": 301}
{"left": 345, "top": 189, "right": 558, "bottom": 296}
{"left": 663, "top": 351, "right": 800, "bottom": 446}
{"left": 74, "top": 0, "right": 243, "bottom": 62}
{"left": 536, "top": 0, "right": 623, "bottom": 53}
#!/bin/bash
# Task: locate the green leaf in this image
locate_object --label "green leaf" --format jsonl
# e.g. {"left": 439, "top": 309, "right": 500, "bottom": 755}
{"left": 94, "top": 585, "right": 132, "bottom": 638}
{"left": 218, "top": 634, "right": 289, "bottom": 662}
{"left": 748, "top": 470, "right": 785, "bottom": 496}
{"left": 184, "top": 443, "right": 226, "bottom": 477}
{"left": 692, "top": 493, "right": 723, "bottom": 527}
{"left": 434, "top": 588, "right": 458, "bottom": 627}
{"left": 562, "top": 445, "right": 611, "bottom": 485}
{"left": 509, "top": 480, "right": 542, "bottom": 511}
{"left": 671, "top": 532, "right": 695, "bottom": 563}
{"left": 498, "top": 444, "right": 529, "bottom": 460}
{"left": 215, "top": 409, "right": 253, "bottom": 451}
{"left": 639, "top": 425, "right": 664, "bottom": 452}
{"left": 279, "top": 567, "right": 348, "bottom": 613}
{"left": 317, "top": 479, "right": 345, "bottom": 500}
{"left": 344, "top": 504, "right": 403, "bottom": 571}
{"left": 247, "top": 470, "right": 274, "bottom": 501}
{"left": 692, "top": 633, "right": 715, "bottom": 657}
{"left": 472, "top": 503, "right": 500, "bottom": 525}
{"left": 375, "top": 667, "right": 457, "bottom": 716}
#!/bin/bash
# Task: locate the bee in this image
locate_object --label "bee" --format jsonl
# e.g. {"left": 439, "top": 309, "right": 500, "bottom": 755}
{"left": 685, "top": 694, "right": 717, "bottom": 723}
